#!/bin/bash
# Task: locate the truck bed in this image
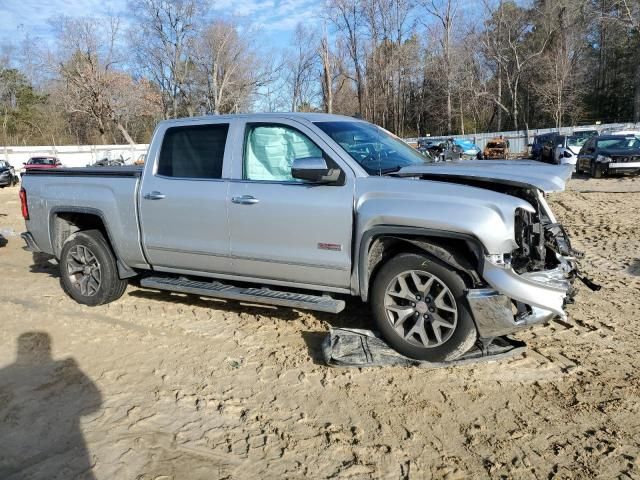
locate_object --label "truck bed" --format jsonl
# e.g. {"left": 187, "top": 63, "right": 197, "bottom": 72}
{"left": 21, "top": 166, "right": 147, "bottom": 270}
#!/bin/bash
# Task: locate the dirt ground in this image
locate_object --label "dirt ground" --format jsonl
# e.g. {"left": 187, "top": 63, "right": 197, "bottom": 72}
{"left": 1, "top": 176, "right": 639, "bottom": 479}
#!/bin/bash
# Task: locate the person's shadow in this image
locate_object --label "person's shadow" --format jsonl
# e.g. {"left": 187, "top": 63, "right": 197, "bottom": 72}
{"left": 0, "top": 332, "right": 102, "bottom": 479}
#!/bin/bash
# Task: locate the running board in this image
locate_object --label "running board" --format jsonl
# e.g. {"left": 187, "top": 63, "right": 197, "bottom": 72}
{"left": 140, "top": 276, "right": 345, "bottom": 314}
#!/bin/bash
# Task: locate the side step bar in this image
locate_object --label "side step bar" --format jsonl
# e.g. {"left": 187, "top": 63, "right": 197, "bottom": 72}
{"left": 140, "top": 276, "right": 346, "bottom": 314}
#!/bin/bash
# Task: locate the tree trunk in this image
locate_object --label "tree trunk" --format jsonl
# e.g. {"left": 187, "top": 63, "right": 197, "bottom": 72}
{"left": 459, "top": 92, "right": 464, "bottom": 135}
{"left": 496, "top": 73, "right": 502, "bottom": 131}
{"left": 320, "top": 30, "right": 333, "bottom": 114}
{"left": 634, "top": 60, "right": 640, "bottom": 122}
{"left": 114, "top": 120, "right": 135, "bottom": 146}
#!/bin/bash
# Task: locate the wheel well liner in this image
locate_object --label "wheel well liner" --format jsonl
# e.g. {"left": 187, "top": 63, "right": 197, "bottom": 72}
{"left": 358, "top": 227, "right": 486, "bottom": 301}
{"left": 49, "top": 207, "right": 137, "bottom": 279}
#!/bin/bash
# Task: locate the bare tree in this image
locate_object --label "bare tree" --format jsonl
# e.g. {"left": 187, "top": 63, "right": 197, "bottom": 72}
{"left": 319, "top": 27, "right": 334, "bottom": 113}
{"left": 327, "top": 0, "right": 367, "bottom": 115}
{"left": 288, "top": 24, "right": 318, "bottom": 112}
{"left": 532, "top": 2, "right": 587, "bottom": 128}
{"left": 616, "top": 0, "right": 640, "bottom": 121}
{"left": 129, "top": 0, "right": 205, "bottom": 118}
{"left": 482, "top": 0, "right": 554, "bottom": 131}
{"left": 54, "top": 16, "right": 158, "bottom": 144}
{"left": 422, "top": 0, "right": 458, "bottom": 133}
{"left": 192, "top": 20, "right": 268, "bottom": 114}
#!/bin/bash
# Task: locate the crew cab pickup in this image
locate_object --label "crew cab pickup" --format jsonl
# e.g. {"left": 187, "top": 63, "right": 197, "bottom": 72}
{"left": 20, "top": 113, "right": 581, "bottom": 361}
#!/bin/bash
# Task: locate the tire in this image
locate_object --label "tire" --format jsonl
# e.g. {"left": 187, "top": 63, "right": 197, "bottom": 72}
{"left": 590, "top": 161, "right": 603, "bottom": 178}
{"left": 59, "top": 229, "right": 128, "bottom": 306}
{"left": 371, "top": 252, "right": 478, "bottom": 362}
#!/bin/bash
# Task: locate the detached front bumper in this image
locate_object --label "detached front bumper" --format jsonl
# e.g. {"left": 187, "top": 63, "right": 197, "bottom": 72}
{"left": 467, "top": 258, "right": 575, "bottom": 339}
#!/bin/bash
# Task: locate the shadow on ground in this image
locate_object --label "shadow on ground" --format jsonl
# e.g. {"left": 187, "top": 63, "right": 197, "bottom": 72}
{"left": 0, "top": 234, "right": 6, "bottom": 248}
{"left": 29, "top": 252, "right": 60, "bottom": 278}
{"left": 0, "top": 332, "right": 101, "bottom": 479}
{"left": 628, "top": 259, "right": 640, "bottom": 276}
{"left": 128, "top": 286, "right": 371, "bottom": 365}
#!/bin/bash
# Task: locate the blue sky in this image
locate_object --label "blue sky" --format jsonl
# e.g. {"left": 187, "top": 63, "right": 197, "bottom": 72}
{"left": 0, "top": 0, "right": 319, "bottom": 51}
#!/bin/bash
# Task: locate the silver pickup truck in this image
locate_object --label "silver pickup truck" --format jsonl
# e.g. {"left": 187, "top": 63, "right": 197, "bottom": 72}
{"left": 20, "top": 113, "right": 583, "bottom": 362}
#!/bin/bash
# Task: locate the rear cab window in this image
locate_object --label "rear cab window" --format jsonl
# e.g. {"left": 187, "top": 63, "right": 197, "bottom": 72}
{"left": 157, "top": 124, "right": 229, "bottom": 179}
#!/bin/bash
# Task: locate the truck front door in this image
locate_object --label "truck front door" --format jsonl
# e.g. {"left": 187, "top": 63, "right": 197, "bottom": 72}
{"left": 139, "top": 120, "right": 234, "bottom": 274}
{"left": 227, "top": 120, "right": 354, "bottom": 290}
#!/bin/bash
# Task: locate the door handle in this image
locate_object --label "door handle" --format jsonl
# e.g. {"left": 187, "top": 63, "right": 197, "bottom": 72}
{"left": 143, "top": 191, "right": 166, "bottom": 200}
{"left": 231, "top": 195, "right": 260, "bottom": 205}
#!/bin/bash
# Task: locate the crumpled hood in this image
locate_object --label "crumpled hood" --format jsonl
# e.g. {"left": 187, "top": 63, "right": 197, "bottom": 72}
{"left": 395, "top": 159, "right": 574, "bottom": 192}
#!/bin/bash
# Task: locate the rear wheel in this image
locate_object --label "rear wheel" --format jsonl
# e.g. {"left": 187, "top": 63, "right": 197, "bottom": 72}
{"left": 60, "top": 229, "right": 128, "bottom": 306}
{"left": 371, "top": 252, "right": 477, "bottom": 362}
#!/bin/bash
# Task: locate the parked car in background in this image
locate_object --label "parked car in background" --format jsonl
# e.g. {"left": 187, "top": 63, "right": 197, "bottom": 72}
{"left": 0, "top": 160, "right": 19, "bottom": 187}
{"left": 482, "top": 137, "right": 509, "bottom": 159}
{"left": 576, "top": 135, "right": 640, "bottom": 177}
{"left": 417, "top": 138, "right": 462, "bottom": 162}
{"left": 20, "top": 156, "right": 61, "bottom": 177}
{"left": 453, "top": 139, "right": 481, "bottom": 158}
{"left": 20, "top": 112, "right": 580, "bottom": 362}
{"left": 608, "top": 130, "right": 640, "bottom": 136}
{"left": 572, "top": 129, "right": 598, "bottom": 140}
{"left": 552, "top": 135, "right": 589, "bottom": 168}
{"left": 530, "top": 132, "right": 557, "bottom": 160}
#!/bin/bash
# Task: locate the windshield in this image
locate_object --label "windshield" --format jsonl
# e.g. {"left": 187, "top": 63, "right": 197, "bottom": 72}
{"left": 573, "top": 130, "right": 598, "bottom": 139}
{"left": 314, "top": 121, "right": 429, "bottom": 174}
{"left": 566, "top": 136, "right": 588, "bottom": 147}
{"left": 487, "top": 142, "right": 504, "bottom": 148}
{"left": 597, "top": 137, "right": 640, "bottom": 150}
{"left": 28, "top": 157, "right": 56, "bottom": 165}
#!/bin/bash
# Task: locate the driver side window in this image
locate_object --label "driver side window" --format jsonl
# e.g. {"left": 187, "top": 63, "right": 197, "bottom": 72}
{"left": 243, "top": 124, "right": 323, "bottom": 181}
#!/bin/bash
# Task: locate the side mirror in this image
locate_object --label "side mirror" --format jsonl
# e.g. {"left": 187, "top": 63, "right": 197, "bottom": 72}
{"left": 527, "top": 143, "right": 533, "bottom": 147}
{"left": 291, "top": 157, "right": 341, "bottom": 184}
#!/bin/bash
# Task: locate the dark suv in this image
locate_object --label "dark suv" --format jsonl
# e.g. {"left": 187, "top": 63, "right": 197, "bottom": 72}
{"left": 576, "top": 135, "right": 640, "bottom": 177}
{"left": 530, "top": 132, "right": 557, "bottom": 161}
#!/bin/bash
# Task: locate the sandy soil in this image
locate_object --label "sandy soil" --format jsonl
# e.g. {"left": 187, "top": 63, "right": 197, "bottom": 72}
{"left": 0, "top": 177, "right": 639, "bottom": 479}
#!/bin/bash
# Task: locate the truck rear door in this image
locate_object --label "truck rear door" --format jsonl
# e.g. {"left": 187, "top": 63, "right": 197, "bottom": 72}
{"left": 139, "top": 119, "right": 234, "bottom": 274}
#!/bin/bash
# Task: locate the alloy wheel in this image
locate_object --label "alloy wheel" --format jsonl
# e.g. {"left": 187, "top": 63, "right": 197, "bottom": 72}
{"left": 384, "top": 270, "right": 458, "bottom": 348}
{"left": 66, "top": 245, "right": 102, "bottom": 296}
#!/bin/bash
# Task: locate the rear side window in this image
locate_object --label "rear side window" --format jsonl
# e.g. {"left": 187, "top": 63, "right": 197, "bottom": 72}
{"left": 158, "top": 124, "right": 229, "bottom": 179}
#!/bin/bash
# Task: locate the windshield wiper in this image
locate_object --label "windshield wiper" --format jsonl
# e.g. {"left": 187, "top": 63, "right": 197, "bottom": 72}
{"left": 380, "top": 166, "right": 402, "bottom": 175}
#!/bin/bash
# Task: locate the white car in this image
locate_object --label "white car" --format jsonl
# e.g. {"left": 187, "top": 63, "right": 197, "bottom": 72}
{"left": 608, "top": 130, "right": 640, "bottom": 136}
{"left": 553, "top": 135, "right": 589, "bottom": 168}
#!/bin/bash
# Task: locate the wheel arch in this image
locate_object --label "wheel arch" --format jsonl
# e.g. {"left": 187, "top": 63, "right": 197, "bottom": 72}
{"left": 357, "top": 226, "right": 486, "bottom": 302}
{"left": 49, "top": 207, "right": 137, "bottom": 279}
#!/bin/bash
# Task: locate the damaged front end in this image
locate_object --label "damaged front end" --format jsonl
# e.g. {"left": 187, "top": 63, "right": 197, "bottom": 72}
{"left": 468, "top": 189, "right": 599, "bottom": 339}
{"left": 392, "top": 161, "right": 598, "bottom": 339}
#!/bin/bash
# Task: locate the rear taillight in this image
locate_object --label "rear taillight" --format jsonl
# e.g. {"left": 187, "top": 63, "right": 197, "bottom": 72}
{"left": 19, "top": 188, "right": 29, "bottom": 220}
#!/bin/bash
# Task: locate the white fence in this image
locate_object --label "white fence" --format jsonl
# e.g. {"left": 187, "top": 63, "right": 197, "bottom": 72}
{"left": 1, "top": 144, "right": 148, "bottom": 169}
{"left": 405, "top": 122, "right": 640, "bottom": 154}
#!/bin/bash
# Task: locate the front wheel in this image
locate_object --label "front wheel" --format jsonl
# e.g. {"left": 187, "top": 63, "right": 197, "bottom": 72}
{"left": 371, "top": 252, "right": 477, "bottom": 362}
{"left": 590, "top": 161, "right": 603, "bottom": 178}
{"left": 60, "top": 229, "right": 128, "bottom": 306}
